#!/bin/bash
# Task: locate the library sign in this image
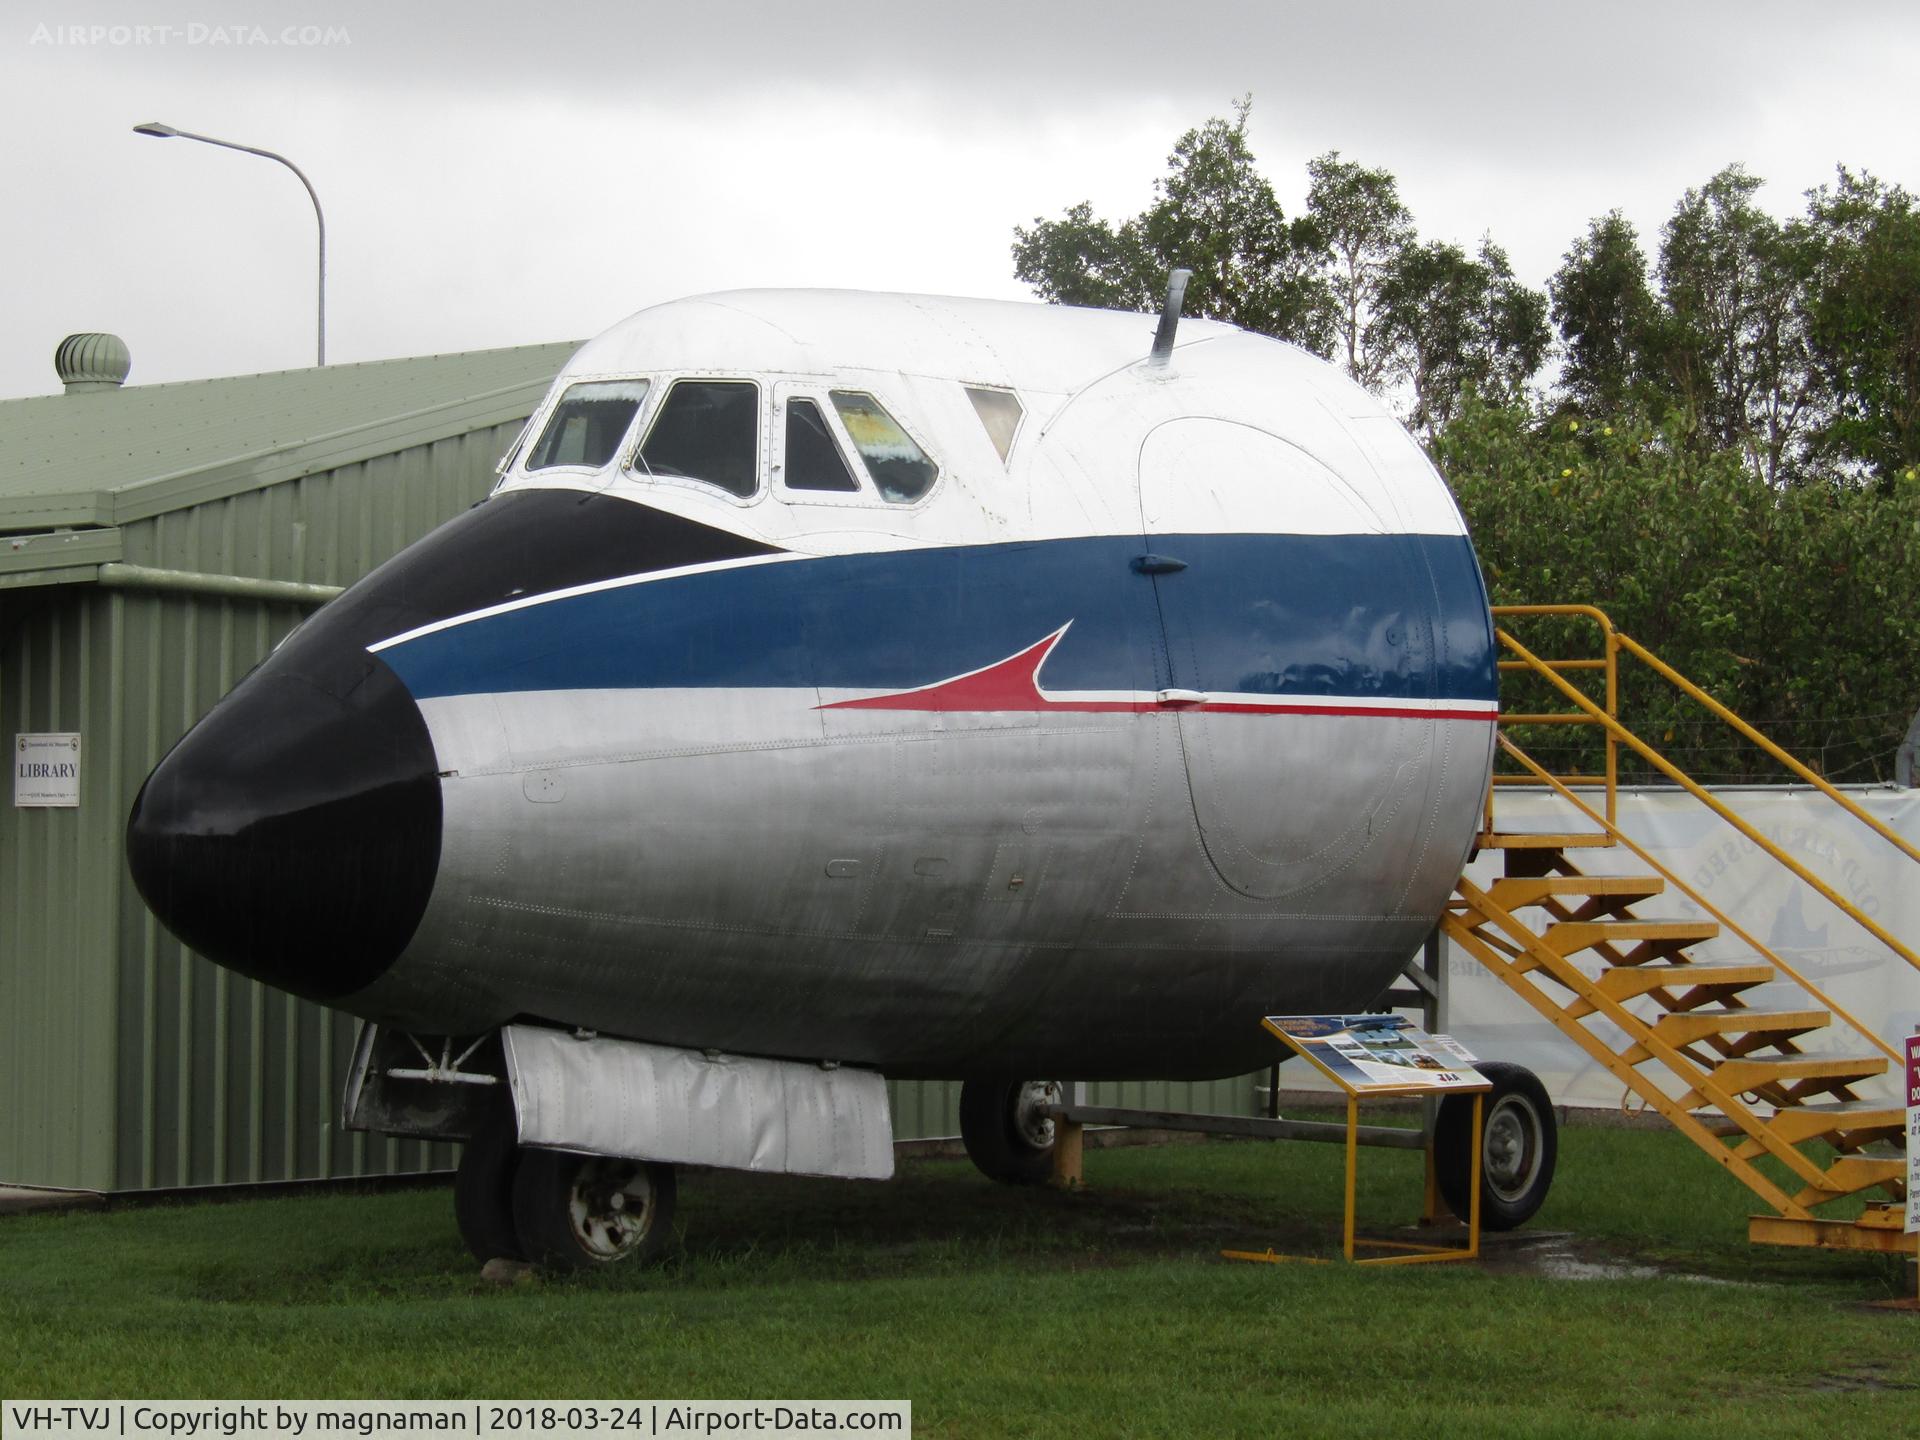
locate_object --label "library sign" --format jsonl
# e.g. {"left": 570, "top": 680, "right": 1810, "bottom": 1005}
{"left": 14, "top": 733, "right": 80, "bottom": 808}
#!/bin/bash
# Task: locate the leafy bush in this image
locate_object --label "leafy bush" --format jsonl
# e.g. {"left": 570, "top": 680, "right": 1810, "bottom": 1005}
{"left": 1437, "top": 400, "right": 1920, "bottom": 781}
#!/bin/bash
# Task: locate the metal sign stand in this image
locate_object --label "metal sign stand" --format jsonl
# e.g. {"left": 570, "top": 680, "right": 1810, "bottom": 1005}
{"left": 1221, "top": 1016, "right": 1490, "bottom": 1268}
{"left": 1380, "top": 926, "right": 1450, "bottom": 1225}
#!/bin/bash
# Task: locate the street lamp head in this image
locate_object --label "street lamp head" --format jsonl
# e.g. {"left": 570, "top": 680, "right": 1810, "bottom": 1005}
{"left": 131, "top": 122, "right": 180, "bottom": 138}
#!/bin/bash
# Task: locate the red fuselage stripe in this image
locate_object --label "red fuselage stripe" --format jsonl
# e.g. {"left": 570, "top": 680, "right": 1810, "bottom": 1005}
{"left": 816, "top": 626, "right": 1498, "bottom": 721}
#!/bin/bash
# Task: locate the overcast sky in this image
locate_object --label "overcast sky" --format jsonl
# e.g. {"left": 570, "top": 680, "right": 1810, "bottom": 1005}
{"left": 3, "top": 1, "right": 1916, "bottom": 398}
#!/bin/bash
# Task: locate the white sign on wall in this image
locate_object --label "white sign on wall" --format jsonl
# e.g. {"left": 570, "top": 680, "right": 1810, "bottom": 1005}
{"left": 14, "top": 733, "right": 80, "bottom": 807}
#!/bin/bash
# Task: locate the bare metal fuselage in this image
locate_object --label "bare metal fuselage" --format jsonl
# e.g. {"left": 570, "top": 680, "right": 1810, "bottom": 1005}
{"left": 372, "top": 694, "right": 1492, "bottom": 1078}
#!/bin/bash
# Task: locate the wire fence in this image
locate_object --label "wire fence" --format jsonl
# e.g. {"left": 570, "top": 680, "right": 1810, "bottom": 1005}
{"left": 1493, "top": 668, "right": 1914, "bottom": 786}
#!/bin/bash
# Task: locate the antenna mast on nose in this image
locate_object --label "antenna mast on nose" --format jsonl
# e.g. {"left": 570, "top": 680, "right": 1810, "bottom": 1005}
{"left": 1148, "top": 268, "right": 1193, "bottom": 367}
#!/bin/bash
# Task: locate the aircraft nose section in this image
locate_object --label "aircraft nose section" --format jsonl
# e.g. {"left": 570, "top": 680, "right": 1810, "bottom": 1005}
{"left": 126, "top": 656, "right": 441, "bottom": 1003}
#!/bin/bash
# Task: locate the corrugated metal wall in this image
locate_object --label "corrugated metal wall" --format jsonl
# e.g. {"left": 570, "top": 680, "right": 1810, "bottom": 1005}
{"left": 110, "top": 426, "right": 526, "bottom": 1189}
{"left": 2, "top": 426, "right": 519, "bottom": 1191}
{"left": 2, "top": 420, "right": 1261, "bottom": 1193}
{"left": 1, "top": 591, "right": 120, "bottom": 1190}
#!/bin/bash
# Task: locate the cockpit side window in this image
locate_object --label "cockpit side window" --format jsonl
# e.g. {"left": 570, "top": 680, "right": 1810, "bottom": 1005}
{"left": 495, "top": 418, "right": 533, "bottom": 478}
{"left": 964, "top": 386, "right": 1023, "bottom": 465}
{"left": 783, "top": 398, "right": 861, "bottom": 493}
{"left": 525, "top": 380, "right": 650, "bottom": 471}
{"left": 638, "top": 380, "right": 761, "bottom": 499}
{"left": 829, "top": 391, "right": 938, "bottom": 503}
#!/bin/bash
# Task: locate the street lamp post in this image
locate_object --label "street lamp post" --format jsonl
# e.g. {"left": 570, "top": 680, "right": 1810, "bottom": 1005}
{"left": 133, "top": 121, "right": 327, "bottom": 366}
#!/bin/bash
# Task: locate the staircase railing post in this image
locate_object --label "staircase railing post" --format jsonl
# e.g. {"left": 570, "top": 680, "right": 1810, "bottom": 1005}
{"left": 1604, "top": 624, "right": 1619, "bottom": 827}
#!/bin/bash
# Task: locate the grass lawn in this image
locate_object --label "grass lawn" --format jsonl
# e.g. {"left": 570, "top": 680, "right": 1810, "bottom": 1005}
{"left": 2, "top": 1123, "right": 1915, "bottom": 1438}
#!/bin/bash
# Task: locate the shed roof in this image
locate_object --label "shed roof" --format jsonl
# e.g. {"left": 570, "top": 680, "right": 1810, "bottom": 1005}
{"left": 0, "top": 342, "right": 578, "bottom": 531}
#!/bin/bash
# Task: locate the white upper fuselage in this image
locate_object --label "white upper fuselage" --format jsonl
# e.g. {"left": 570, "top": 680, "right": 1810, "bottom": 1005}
{"left": 494, "top": 288, "right": 1468, "bottom": 552}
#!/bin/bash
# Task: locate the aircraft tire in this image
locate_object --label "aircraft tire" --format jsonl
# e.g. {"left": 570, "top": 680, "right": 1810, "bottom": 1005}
{"left": 453, "top": 1105, "right": 524, "bottom": 1264}
{"left": 959, "top": 1078, "right": 1062, "bottom": 1185}
{"left": 511, "top": 1149, "right": 677, "bottom": 1271}
{"left": 1434, "top": 1061, "right": 1557, "bottom": 1230}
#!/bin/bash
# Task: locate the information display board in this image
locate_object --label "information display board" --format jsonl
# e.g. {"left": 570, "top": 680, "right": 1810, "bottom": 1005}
{"left": 1262, "top": 1014, "right": 1488, "bottom": 1095}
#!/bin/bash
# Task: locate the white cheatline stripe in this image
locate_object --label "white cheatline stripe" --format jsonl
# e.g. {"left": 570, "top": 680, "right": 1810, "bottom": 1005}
{"left": 1197, "top": 692, "right": 1500, "bottom": 714}
{"left": 1014, "top": 691, "right": 1498, "bottom": 712}
{"left": 366, "top": 551, "right": 808, "bottom": 654}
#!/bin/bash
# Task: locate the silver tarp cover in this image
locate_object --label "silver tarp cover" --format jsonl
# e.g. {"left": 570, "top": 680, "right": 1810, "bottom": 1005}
{"left": 501, "top": 1026, "right": 895, "bottom": 1180}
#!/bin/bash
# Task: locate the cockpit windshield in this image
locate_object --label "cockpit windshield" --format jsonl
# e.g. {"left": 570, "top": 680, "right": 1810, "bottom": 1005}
{"left": 638, "top": 380, "right": 760, "bottom": 498}
{"left": 830, "top": 391, "right": 937, "bottom": 503}
{"left": 525, "top": 380, "right": 650, "bottom": 471}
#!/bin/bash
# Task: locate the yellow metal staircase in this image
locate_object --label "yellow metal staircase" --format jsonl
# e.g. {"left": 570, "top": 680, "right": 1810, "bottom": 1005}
{"left": 1445, "top": 607, "right": 1915, "bottom": 1253}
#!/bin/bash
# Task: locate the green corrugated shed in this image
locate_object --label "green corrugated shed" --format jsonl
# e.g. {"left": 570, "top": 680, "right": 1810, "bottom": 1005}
{"left": 1, "top": 341, "right": 1260, "bottom": 1195}
{"left": 1, "top": 342, "right": 575, "bottom": 1192}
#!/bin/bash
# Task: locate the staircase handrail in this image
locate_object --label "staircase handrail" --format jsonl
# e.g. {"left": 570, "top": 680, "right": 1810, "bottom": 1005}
{"left": 1609, "top": 629, "right": 1920, "bottom": 868}
{"left": 1491, "top": 604, "right": 1621, "bottom": 822}
{"left": 1491, "top": 604, "right": 1920, "bottom": 868}
{"left": 1493, "top": 623, "right": 1920, "bottom": 985}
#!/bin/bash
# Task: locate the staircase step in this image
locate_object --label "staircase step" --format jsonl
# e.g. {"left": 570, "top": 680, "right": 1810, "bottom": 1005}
{"left": 1792, "top": 1154, "right": 1908, "bottom": 1202}
{"left": 1478, "top": 832, "right": 1616, "bottom": 850}
{"left": 1487, "top": 874, "right": 1666, "bottom": 912}
{"left": 1749, "top": 1208, "right": 1911, "bottom": 1253}
{"left": 1462, "top": 769, "right": 1911, "bottom": 1257}
{"left": 1596, "top": 961, "right": 1773, "bottom": 1002}
{"left": 1652, "top": 1008, "right": 1828, "bottom": 1048}
{"left": 1759, "top": 1101, "right": 1906, "bottom": 1145}
{"left": 1543, "top": 917, "right": 1720, "bottom": 959}
{"left": 1709, "top": 1052, "right": 1889, "bottom": 1096}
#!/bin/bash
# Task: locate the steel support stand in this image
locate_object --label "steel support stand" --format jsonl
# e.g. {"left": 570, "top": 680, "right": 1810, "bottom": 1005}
{"left": 1383, "top": 925, "right": 1451, "bottom": 1223}
{"left": 1050, "top": 1080, "right": 1087, "bottom": 1189}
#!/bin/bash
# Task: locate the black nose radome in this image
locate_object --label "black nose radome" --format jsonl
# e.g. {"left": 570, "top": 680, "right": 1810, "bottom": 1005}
{"left": 126, "top": 653, "right": 441, "bottom": 1003}
{"left": 125, "top": 487, "right": 781, "bottom": 1003}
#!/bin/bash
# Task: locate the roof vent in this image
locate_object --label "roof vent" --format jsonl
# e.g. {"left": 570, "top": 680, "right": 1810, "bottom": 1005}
{"left": 56, "top": 333, "right": 131, "bottom": 394}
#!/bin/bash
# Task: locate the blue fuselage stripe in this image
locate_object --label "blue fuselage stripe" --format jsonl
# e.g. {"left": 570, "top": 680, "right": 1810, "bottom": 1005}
{"left": 375, "top": 532, "right": 1497, "bottom": 705}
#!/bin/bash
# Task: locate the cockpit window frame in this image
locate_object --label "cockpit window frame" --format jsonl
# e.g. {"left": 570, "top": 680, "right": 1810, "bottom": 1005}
{"left": 823, "top": 386, "right": 943, "bottom": 508}
{"left": 622, "top": 375, "right": 769, "bottom": 507}
{"left": 962, "top": 384, "right": 1025, "bottom": 467}
{"left": 510, "top": 371, "right": 948, "bottom": 513}
{"left": 515, "top": 375, "right": 652, "bottom": 478}
{"left": 771, "top": 383, "right": 873, "bottom": 507}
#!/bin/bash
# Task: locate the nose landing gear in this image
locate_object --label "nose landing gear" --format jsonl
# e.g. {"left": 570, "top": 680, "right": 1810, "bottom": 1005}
{"left": 452, "top": 1106, "right": 526, "bottom": 1264}
{"left": 514, "top": 1149, "right": 677, "bottom": 1269}
{"left": 454, "top": 1106, "right": 677, "bottom": 1271}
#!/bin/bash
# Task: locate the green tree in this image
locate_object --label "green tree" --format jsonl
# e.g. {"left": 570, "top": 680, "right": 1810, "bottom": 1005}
{"left": 1006, "top": 200, "right": 1156, "bottom": 312}
{"left": 1654, "top": 166, "right": 1820, "bottom": 485}
{"left": 1011, "top": 104, "right": 1553, "bottom": 425}
{"left": 1374, "top": 238, "right": 1550, "bottom": 438}
{"left": 1011, "top": 100, "right": 1329, "bottom": 347}
{"left": 1304, "top": 150, "right": 1414, "bottom": 388}
{"left": 1799, "top": 167, "right": 1920, "bottom": 489}
{"left": 1548, "top": 211, "right": 1658, "bottom": 417}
